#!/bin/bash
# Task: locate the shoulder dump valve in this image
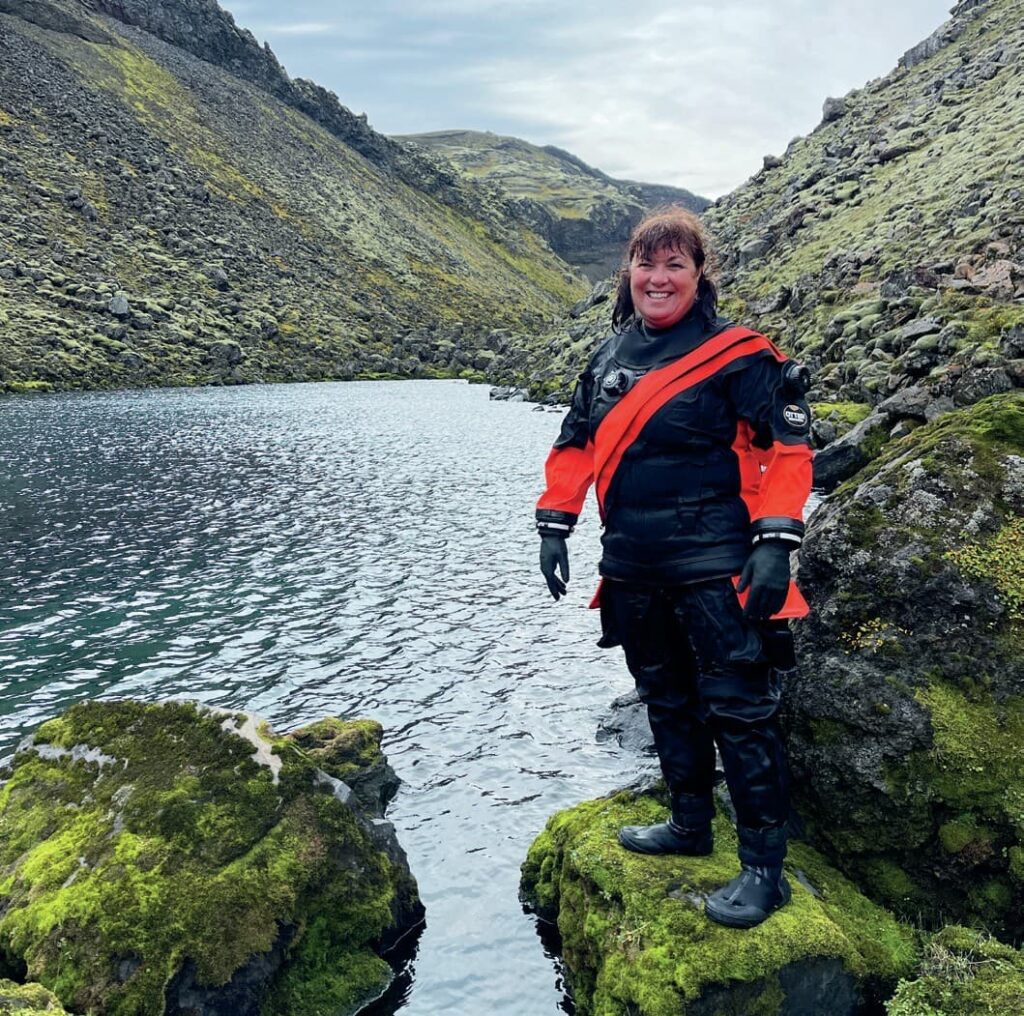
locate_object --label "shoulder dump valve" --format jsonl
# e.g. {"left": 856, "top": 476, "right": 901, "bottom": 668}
{"left": 783, "top": 361, "right": 811, "bottom": 394}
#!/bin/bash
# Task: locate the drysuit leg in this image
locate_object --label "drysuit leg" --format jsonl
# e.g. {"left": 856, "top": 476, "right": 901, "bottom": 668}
{"left": 675, "top": 579, "right": 791, "bottom": 866}
{"left": 603, "top": 580, "right": 716, "bottom": 828}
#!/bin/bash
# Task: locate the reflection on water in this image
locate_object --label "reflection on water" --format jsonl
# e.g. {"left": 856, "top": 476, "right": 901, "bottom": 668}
{"left": 0, "top": 380, "right": 647, "bottom": 1015}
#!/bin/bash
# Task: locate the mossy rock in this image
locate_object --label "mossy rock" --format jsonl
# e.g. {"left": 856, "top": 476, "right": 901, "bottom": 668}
{"left": 789, "top": 392, "right": 1024, "bottom": 934}
{"left": 886, "top": 926, "right": 1024, "bottom": 1016}
{"left": 520, "top": 784, "right": 917, "bottom": 1016}
{"left": 0, "top": 700, "right": 423, "bottom": 1016}
{"left": 0, "top": 979, "right": 71, "bottom": 1014}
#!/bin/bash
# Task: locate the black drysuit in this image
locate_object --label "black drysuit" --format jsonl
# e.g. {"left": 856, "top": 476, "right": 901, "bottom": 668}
{"left": 536, "top": 307, "right": 813, "bottom": 864}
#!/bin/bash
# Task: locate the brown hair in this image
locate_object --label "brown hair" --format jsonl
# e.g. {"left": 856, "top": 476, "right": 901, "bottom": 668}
{"left": 611, "top": 207, "right": 718, "bottom": 330}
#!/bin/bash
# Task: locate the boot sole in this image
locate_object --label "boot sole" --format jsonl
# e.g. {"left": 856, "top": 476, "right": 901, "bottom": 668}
{"left": 616, "top": 830, "right": 714, "bottom": 856}
{"left": 704, "top": 878, "right": 792, "bottom": 929}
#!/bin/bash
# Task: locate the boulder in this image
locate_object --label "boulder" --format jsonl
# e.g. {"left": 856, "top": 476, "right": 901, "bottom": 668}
{"left": 0, "top": 701, "right": 424, "bottom": 1016}
{"left": 521, "top": 784, "right": 917, "bottom": 1016}
{"left": 595, "top": 690, "right": 655, "bottom": 755}
{"left": 822, "top": 97, "right": 847, "bottom": 123}
{"left": 878, "top": 385, "right": 932, "bottom": 422}
{"left": 787, "top": 393, "right": 1024, "bottom": 935}
{"left": 812, "top": 411, "right": 892, "bottom": 492}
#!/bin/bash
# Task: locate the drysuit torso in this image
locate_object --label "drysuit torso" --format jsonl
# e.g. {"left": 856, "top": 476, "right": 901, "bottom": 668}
{"left": 537, "top": 307, "right": 813, "bottom": 585}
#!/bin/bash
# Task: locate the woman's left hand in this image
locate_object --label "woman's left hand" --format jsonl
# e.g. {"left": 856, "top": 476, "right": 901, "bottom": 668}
{"left": 737, "top": 543, "right": 791, "bottom": 620}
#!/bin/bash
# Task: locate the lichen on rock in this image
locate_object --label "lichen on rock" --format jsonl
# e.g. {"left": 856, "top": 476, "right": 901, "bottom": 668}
{"left": 0, "top": 699, "right": 423, "bottom": 1016}
{"left": 520, "top": 782, "right": 917, "bottom": 1016}
{"left": 787, "top": 391, "right": 1024, "bottom": 934}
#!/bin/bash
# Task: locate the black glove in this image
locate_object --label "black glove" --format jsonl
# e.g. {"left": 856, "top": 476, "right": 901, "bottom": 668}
{"left": 539, "top": 535, "right": 570, "bottom": 600}
{"left": 737, "top": 542, "right": 790, "bottom": 620}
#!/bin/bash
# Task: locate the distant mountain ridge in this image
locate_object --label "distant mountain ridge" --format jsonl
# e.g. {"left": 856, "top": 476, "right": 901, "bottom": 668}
{"left": 503, "top": 0, "right": 1024, "bottom": 419}
{"left": 397, "top": 129, "right": 709, "bottom": 281}
{"left": 0, "top": 0, "right": 587, "bottom": 391}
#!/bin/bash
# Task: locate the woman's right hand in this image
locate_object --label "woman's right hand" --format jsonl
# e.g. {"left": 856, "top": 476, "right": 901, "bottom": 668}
{"left": 539, "top": 535, "right": 570, "bottom": 600}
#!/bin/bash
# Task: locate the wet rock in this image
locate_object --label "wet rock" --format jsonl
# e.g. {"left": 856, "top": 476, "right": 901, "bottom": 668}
{"left": 489, "top": 385, "right": 528, "bottom": 401}
{"left": 595, "top": 689, "right": 654, "bottom": 754}
{"left": 0, "top": 700, "right": 424, "bottom": 1016}
{"left": 788, "top": 393, "right": 1024, "bottom": 934}
{"left": 521, "top": 783, "right": 916, "bottom": 1016}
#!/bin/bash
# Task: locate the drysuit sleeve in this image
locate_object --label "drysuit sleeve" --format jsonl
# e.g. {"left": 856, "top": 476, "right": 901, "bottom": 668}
{"left": 535, "top": 367, "right": 595, "bottom": 536}
{"left": 727, "top": 352, "right": 813, "bottom": 548}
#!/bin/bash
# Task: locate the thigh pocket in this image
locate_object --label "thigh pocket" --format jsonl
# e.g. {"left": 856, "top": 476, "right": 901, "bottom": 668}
{"left": 685, "top": 580, "right": 764, "bottom": 667}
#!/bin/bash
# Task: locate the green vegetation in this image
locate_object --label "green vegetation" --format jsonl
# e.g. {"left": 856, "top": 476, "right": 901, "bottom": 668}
{"left": 0, "top": 701, "right": 417, "bottom": 1016}
{"left": 811, "top": 401, "right": 872, "bottom": 426}
{"left": 0, "top": 9, "right": 586, "bottom": 394}
{"left": 886, "top": 927, "right": 1024, "bottom": 1016}
{"left": 787, "top": 393, "right": 1024, "bottom": 935}
{"left": 521, "top": 787, "right": 917, "bottom": 1015}
{"left": 0, "top": 979, "right": 70, "bottom": 1015}
{"left": 946, "top": 517, "right": 1024, "bottom": 622}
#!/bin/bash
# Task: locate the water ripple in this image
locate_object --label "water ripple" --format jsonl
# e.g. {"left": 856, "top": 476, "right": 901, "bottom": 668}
{"left": 0, "top": 380, "right": 648, "bottom": 1015}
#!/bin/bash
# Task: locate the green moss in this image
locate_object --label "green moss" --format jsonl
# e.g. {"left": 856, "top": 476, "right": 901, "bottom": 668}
{"left": 0, "top": 978, "right": 70, "bottom": 1014}
{"left": 937, "top": 815, "right": 993, "bottom": 856}
{"left": 4, "top": 382, "right": 55, "bottom": 394}
{"left": 886, "top": 926, "right": 1024, "bottom": 1016}
{"left": 286, "top": 718, "right": 385, "bottom": 786}
{"left": 521, "top": 788, "right": 917, "bottom": 1015}
{"left": 912, "top": 683, "right": 1024, "bottom": 835}
{"left": 854, "top": 859, "right": 925, "bottom": 909}
{"left": 0, "top": 702, "right": 412, "bottom": 1016}
{"left": 945, "top": 518, "right": 1024, "bottom": 623}
{"left": 809, "top": 718, "right": 847, "bottom": 745}
{"left": 810, "top": 401, "right": 873, "bottom": 427}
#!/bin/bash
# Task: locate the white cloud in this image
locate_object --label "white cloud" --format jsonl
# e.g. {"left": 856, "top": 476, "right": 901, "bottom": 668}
{"left": 251, "top": 21, "right": 338, "bottom": 36}
{"left": 221, "top": 0, "right": 954, "bottom": 198}
{"left": 450, "top": 0, "right": 952, "bottom": 196}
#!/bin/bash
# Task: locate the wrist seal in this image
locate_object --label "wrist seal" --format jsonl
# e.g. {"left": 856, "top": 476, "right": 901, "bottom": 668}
{"left": 536, "top": 508, "right": 577, "bottom": 538}
{"left": 751, "top": 516, "right": 804, "bottom": 549}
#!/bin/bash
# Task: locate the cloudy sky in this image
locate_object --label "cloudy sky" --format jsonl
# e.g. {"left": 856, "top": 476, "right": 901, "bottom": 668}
{"left": 221, "top": 0, "right": 952, "bottom": 199}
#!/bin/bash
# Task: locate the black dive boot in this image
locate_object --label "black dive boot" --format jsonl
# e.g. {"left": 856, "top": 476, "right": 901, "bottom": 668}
{"left": 704, "top": 864, "right": 791, "bottom": 928}
{"left": 618, "top": 792, "right": 713, "bottom": 856}
{"left": 705, "top": 825, "right": 790, "bottom": 928}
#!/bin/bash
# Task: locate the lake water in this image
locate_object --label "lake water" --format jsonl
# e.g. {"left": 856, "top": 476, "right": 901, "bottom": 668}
{"left": 0, "top": 380, "right": 654, "bottom": 1015}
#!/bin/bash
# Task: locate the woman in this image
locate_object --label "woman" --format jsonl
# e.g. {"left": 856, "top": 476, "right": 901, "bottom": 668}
{"left": 535, "top": 208, "right": 813, "bottom": 929}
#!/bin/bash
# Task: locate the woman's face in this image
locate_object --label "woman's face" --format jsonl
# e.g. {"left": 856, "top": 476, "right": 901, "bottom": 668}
{"left": 629, "top": 244, "right": 702, "bottom": 330}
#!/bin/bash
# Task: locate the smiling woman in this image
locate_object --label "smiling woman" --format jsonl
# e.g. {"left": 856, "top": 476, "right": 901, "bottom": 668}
{"left": 535, "top": 206, "right": 815, "bottom": 929}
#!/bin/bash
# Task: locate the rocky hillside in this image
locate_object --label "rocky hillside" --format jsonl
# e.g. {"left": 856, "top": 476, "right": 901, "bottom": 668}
{"left": 0, "top": 0, "right": 587, "bottom": 393}
{"left": 506, "top": 0, "right": 1023, "bottom": 422}
{"left": 398, "top": 129, "right": 709, "bottom": 281}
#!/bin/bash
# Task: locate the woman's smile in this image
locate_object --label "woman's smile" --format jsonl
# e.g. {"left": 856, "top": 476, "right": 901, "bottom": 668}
{"left": 629, "top": 245, "right": 701, "bottom": 329}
